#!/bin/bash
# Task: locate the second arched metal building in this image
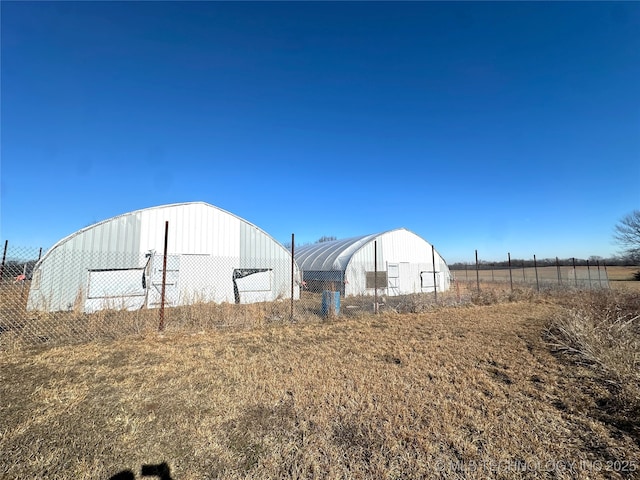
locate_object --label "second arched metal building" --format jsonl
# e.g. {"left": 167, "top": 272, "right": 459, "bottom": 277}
{"left": 295, "top": 228, "right": 451, "bottom": 296}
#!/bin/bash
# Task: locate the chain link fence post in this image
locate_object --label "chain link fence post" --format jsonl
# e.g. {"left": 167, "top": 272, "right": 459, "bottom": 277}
{"left": 475, "top": 249, "right": 480, "bottom": 293}
{"left": 508, "top": 252, "right": 513, "bottom": 291}
{"left": 431, "top": 244, "right": 437, "bottom": 304}
{"left": 0, "top": 240, "right": 8, "bottom": 281}
{"left": 159, "top": 221, "right": 169, "bottom": 332}
{"left": 290, "top": 233, "right": 295, "bottom": 321}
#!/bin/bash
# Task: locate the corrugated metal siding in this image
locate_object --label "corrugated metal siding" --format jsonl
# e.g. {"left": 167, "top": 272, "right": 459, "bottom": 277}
{"left": 41, "top": 211, "right": 143, "bottom": 256}
{"left": 240, "top": 222, "right": 299, "bottom": 300}
{"left": 177, "top": 254, "right": 236, "bottom": 304}
{"left": 28, "top": 202, "right": 300, "bottom": 311}
{"left": 343, "top": 229, "right": 451, "bottom": 296}
{"left": 241, "top": 223, "right": 269, "bottom": 267}
{"left": 27, "top": 213, "right": 144, "bottom": 311}
{"left": 376, "top": 230, "right": 434, "bottom": 265}
{"left": 295, "top": 234, "right": 378, "bottom": 271}
{"left": 139, "top": 202, "right": 241, "bottom": 256}
{"left": 28, "top": 250, "right": 148, "bottom": 312}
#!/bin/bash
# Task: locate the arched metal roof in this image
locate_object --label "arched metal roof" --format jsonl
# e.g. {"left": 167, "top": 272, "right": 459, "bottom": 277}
{"left": 35, "top": 201, "right": 289, "bottom": 267}
{"left": 295, "top": 229, "right": 401, "bottom": 271}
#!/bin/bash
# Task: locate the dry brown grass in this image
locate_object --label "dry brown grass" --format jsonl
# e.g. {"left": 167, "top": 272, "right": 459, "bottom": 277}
{"left": 1, "top": 294, "right": 639, "bottom": 479}
{"left": 606, "top": 266, "right": 640, "bottom": 292}
{"left": 0, "top": 286, "right": 298, "bottom": 349}
{"left": 547, "top": 289, "right": 640, "bottom": 443}
{"left": 452, "top": 265, "right": 615, "bottom": 288}
{"left": 605, "top": 266, "right": 640, "bottom": 281}
{"left": 0, "top": 286, "right": 460, "bottom": 349}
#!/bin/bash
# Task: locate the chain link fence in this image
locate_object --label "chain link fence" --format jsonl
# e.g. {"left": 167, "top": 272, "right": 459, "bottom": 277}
{"left": 0, "top": 244, "right": 447, "bottom": 349}
{"left": 452, "top": 265, "right": 610, "bottom": 289}
{"left": 451, "top": 256, "right": 611, "bottom": 292}
{"left": 0, "top": 242, "right": 612, "bottom": 350}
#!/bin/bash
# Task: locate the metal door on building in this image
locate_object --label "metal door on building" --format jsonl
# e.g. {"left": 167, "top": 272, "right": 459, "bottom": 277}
{"left": 85, "top": 267, "right": 146, "bottom": 312}
{"left": 387, "top": 263, "right": 400, "bottom": 295}
{"left": 398, "top": 262, "right": 411, "bottom": 294}
{"left": 147, "top": 254, "right": 180, "bottom": 308}
{"left": 387, "top": 262, "right": 412, "bottom": 295}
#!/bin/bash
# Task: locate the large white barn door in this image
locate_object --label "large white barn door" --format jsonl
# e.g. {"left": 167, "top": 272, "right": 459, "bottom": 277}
{"left": 85, "top": 268, "right": 146, "bottom": 312}
{"left": 147, "top": 254, "right": 180, "bottom": 308}
{"left": 398, "top": 262, "right": 412, "bottom": 294}
{"left": 387, "top": 263, "right": 412, "bottom": 295}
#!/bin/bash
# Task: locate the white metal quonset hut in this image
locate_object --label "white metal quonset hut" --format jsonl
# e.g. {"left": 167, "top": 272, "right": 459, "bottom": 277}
{"left": 28, "top": 202, "right": 300, "bottom": 312}
{"left": 295, "top": 228, "right": 451, "bottom": 296}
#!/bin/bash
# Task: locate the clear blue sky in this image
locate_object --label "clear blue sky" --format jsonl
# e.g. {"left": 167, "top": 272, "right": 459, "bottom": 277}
{"left": 1, "top": 1, "right": 639, "bottom": 263}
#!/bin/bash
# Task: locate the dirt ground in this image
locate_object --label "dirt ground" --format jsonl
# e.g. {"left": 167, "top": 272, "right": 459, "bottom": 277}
{"left": 1, "top": 298, "right": 638, "bottom": 479}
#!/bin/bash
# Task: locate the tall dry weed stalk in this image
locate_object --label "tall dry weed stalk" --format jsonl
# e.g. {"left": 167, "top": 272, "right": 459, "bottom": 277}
{"left": 547, "top": 290, "right": 640, "bottom": 436}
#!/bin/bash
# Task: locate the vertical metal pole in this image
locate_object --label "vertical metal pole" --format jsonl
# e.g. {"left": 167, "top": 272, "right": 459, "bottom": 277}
{"left": 556, "top": 257, "right": 561, "bottom": 286}
{"left": 597, "top": 260, "right": 602, "bottom": 288}
{"left": 572, "top": 257, "right": 577, "bottom": 287}
{"left": 508, "top": 252, "right": 513, "bottom": 291}
{"left": 475, "top": 249, "right": 480, "bottom": 293}
{"left": 534, "top": 254, "right": 540, "bottom": 292}
{"left": 465, "top": 262, "right": 468, "bottom": 281}
{"left": 491, "top": 263, "right": 494, "bottom": 282}
{"left": 522, "top": 260, "right": 526, "bottom": 282}
{"left": 0, "top": 240, "right": 7, "bottom": 281}
{"left": 587, "top": 260, "right": 592, "bottom": 288}
{"left": 33, "top": 248, "right": 43, "bottom": 296}
{"left": 159, "top": 221, "right": 169, "bottom": 332}
{"left": 603, "top": 262, "right": 610, "bottom": 289}
{"left": 374, "top": 240, "right": 378, "bottom": 314}
{"left": 290, "top": 233, "right": 295, "bottom": 321}
{"left": 431, "top": 244, "right": 437, "bottom": 304}
{"left": 20, "top": 263, "right": 27, "bottom": 299}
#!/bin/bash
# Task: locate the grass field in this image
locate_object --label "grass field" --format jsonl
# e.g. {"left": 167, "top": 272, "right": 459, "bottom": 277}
{"left": 1, "top": 289, "right": 638, "bottom": 479}
{"left": 451, "top": 265, "right": 640, "bottom": 292}
{"left": 604, "top": 266, "right": 640, "bottom": 281}
{"left": 605, "top": 266, "right": 640, "bottom": 291}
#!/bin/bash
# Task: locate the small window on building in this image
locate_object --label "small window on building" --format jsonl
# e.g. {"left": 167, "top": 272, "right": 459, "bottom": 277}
{"left": 366, "top": 271, "right": 388, "bottom": 288}
{"left": 388, "top": 264, "right": 399, "bottom": 278}
{"left": 421, "top": 271, "right": 440, "bottom": 288}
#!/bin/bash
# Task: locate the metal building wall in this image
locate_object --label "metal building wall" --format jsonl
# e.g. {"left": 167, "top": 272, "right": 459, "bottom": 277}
{"left": 345, "top": 229, "right": 451, "bottom": 296}
{"left": 28, "top": 202, "right": 299, "bottom": 312}
{"left": 27, "top": 213, "right": 144, "bottom": 312}
{"left": 240, "top": 222, "right": 300, "bottom": 300}
{"left": 138, "top": 203, "right": 242, "bottom": 306}
{"left": 139, "top": 203, "right": 241, "bottom": 256}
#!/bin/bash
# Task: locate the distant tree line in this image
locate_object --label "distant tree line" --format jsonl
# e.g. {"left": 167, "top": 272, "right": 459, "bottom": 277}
{"left": 0, "top": 259, "right": 39, "bottom": 281}
{"left": 284, "top": 235, "right": 338, "bottom": 250}
{"left": 315, "top": 235, "right": 337, "bottom": 243}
